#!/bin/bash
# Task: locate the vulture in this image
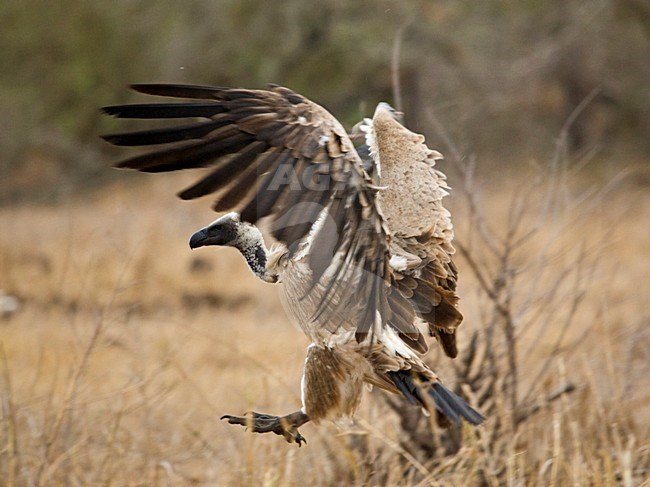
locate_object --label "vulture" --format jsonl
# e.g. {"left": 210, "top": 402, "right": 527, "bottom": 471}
{"left": 102, "top": 84, "right": 483, "bottom": 445}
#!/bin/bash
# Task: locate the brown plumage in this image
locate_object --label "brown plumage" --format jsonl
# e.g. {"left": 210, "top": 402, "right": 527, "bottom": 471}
{"left": 102, "top": 85, "right": 483, "bottom": 445}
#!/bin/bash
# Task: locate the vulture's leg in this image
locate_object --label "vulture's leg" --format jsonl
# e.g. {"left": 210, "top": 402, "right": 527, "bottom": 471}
{"left": 221, "top": 410, "right": 310, "bottom": 446}
{"left": 221, "top": 344, "right": 360, "bottom": 446}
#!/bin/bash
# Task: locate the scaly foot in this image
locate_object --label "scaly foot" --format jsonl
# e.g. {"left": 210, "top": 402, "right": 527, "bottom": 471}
{"left": 221, "top": 411, "right": 309, "bottom": 446}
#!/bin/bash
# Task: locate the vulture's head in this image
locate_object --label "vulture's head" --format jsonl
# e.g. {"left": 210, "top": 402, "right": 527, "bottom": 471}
{"left": 189, "top": 212, "right": 261, "bottom": 250}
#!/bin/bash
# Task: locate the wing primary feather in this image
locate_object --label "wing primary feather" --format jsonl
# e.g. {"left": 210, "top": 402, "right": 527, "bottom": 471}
{"left": 221, "top": 89, "right": 261, "bottom": 100}
{"left": 178, "top": 141, "right": 267, "bottom": 200}
{"left": 211, "top": 146, "right": 281, "bottom": 211}
{"left": 309, "top": 227, "right": 357, "bottom": 321}
{"left": 130, "top": 83, "right": 227, "bottom": 99}
{"left": 102, "top": 118, "right": 230, "bottom": 146}
{"left": 238, "top": 152, "right": 293, "bottom": 222}
{"left": 101, "top": 102, "right": 224, "bottom": 119}
{"left": 272, "top": 189, "right": 331, "bottom": 252}
{"left": 258, "top": 156, "right": 309, "bottom": 216}
{"left": 115, "top": 130, "right": 253, "bottom": 172}
{"left": 114, "top": 139, "right": 216, "bottom": 171}
{"left": 305, "top": 194, "right": 350, "bottom": 288}
{"left": 267, "top": 161, "right": 315, "bottom": 239}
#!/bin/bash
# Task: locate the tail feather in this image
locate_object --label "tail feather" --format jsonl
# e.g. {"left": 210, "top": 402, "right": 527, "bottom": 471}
{"left": 429, "top": 382, "right": 484, "bottom": 425}
{"left": 387, "top": 370, "right": 484, "bottom": 426}
{"left": 388, "top": 370, "right": 423, "bottom": 407}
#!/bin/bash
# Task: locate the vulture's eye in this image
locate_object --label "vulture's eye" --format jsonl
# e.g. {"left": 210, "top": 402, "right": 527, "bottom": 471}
{"left": 213, "top": 224, "right": 223, "bottom": 231}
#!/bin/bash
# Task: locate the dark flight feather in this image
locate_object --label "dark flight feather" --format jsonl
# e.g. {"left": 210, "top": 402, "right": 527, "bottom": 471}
{"left": 102, "top": 84, "right": 401, "bottom": 346}
{"left": 102, "top": 102, "right": 225, "bottom": 119}
{"left": 101, "top": 118, "right": 230, "bottom": 146}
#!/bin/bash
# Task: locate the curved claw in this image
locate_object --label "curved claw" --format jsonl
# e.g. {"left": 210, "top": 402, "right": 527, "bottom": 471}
{"left": 294, "top": 432, "right": 307, "bottom": 447}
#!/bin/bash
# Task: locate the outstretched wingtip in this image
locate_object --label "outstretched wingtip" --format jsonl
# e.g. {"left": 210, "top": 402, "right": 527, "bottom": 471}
{"left": 129, "top": 83, "right": 158, "bottom": 94}
{"left": 100, "top": 133, "right": 122, "bottom": 145}
{"left": 100, "top": 105, "right": 120, "bottom": 117}
{"left": 127, "top": 83, "right": 226, "bottom": 99}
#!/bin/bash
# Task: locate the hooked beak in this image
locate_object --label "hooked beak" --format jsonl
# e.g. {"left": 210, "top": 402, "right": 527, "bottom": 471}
{"left": 189, "top": 228, "right": 210, "bottom": 249}
{"left": 189, "top": 223, "right": 235, "bottom": 249}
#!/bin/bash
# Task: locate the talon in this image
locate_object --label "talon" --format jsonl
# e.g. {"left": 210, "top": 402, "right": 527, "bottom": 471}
{"left": 295, "top": 433, "right": 306, "bottom": 447}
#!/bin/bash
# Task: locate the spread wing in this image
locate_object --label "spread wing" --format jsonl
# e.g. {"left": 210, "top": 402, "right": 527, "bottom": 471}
{"left": 369, "top": 106, "right": 463, "bottom": 357}
{"left": 102, "top": 84, "right": 426, "bottom": 352}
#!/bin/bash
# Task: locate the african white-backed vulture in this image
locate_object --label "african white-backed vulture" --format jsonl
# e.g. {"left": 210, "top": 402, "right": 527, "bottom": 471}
{"left": 102, "top": 84, "right": 483, "bottom": 445}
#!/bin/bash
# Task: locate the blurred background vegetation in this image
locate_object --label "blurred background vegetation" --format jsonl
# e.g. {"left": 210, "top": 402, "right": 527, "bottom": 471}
{"left": 0, "top": 0, "right": 648, "bottom": 202}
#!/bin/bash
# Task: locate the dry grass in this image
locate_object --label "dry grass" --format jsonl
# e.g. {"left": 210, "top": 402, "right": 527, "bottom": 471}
{"left": 1, "top": 163, "right": 649, "bottom": 485}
